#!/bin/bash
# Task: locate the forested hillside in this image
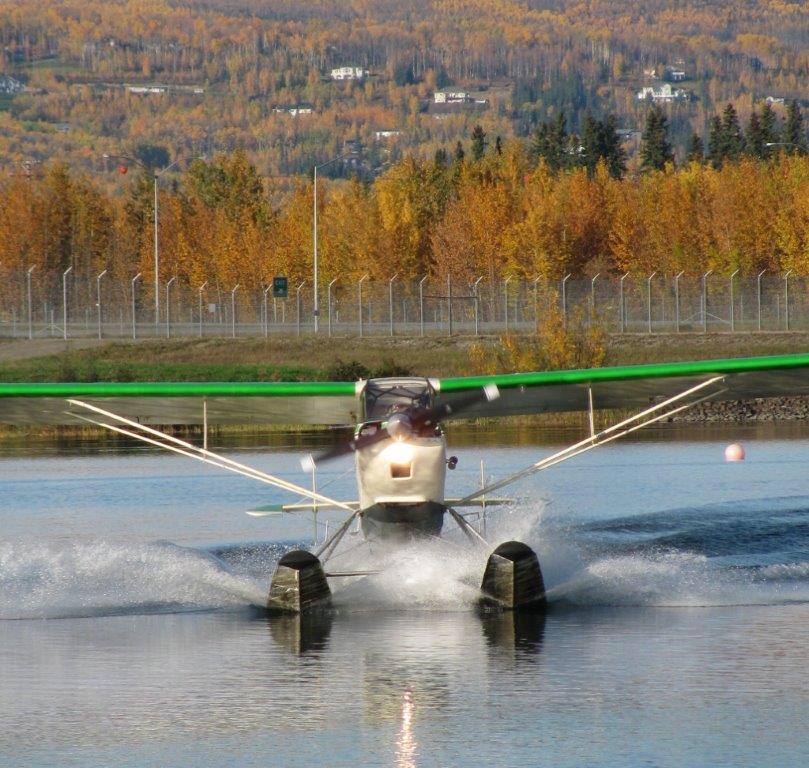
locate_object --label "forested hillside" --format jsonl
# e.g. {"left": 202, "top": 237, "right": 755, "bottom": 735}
{"left": 1, "top": 0, "right": 807, "bottom": 179}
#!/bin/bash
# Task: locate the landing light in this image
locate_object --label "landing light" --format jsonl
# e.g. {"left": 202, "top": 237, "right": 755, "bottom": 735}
{"left": 384, "top": 440, "right": 414, "bottom": 465}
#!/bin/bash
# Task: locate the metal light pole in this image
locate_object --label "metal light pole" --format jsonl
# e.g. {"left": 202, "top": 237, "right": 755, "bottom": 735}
{"left": 646, "top": 271, "right": 656, "bottom": 334}
{"left": 784, "top": 270, "right": 792, "bottom": 331}
{"left": 96, "top": 269, "right": 107, "bottom": 339}
{"left": 103, "top": 153, "right": 203, "bottom": 331}
{"left": 619, "top": 272, "right": 629, "bottom": 332}
{"left": 327, "top": 278, "right": 339, "bottom": 337}
{"left": 473, "top": 276, "right": 484, "bottom": 336}
{"left": 561, "top": 273, "right": 571, "bottom": 328}
{"left": 730, "top": 270, "right": 739, "bottom": 332}
{"left": 198, "top": 281, "right": 208, "bottom": 338}
{"left": 26, "top": 266, "right": 35, "bottom": 340}
{"left": 131, "top": 273, "right": 142, "bottom": 340}
{"left": 418, "top": 276, "right": 428, "bottom": 337}
{"left": 702, "top": 270, "right": 713, "bottom": 333}
{"left": 313, "top": 151, "right": 355, "bottom": 334}
{"left": 757, "top": 269, "right": 766, "bottom": 331}
{"left": 674, "top": 271, "right": 684, "bottom": 333}
{"left": 590, "top": 273, "right": 600, "bottom": 318}
{"left": 503, "top": 276, "right": 512, "bottom": 330}
{"left": 231, "top": 284, "right": 240, "bottom": 338}
{"left": 62, "top": 266, "right": 72, "bottom": 340}
{"left": 358, "top": 275, "right": 369, "bottom": 337}
{"left": 165, "top": 276, "right": 176, "bottom": 338}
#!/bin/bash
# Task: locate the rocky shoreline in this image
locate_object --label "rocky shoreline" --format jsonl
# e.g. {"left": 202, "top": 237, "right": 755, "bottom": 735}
{"left": 673, "top": 396, "right": 809, "bottom": 423}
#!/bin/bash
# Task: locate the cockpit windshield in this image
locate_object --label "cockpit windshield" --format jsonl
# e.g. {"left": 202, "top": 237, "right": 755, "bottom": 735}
{"left": 362, "top": 378, "right": 434, "bottom": 420}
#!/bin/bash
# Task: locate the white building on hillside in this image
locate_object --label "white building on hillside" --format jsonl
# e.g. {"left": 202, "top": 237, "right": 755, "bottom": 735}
{"left": 331, "top": 66, "right": 368, "bottom": 81}
{"left": 637, "top": 83, "right": 690, "bottom": 102}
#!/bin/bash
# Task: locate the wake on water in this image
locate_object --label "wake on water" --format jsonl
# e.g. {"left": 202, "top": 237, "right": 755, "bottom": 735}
{"left": 2, "top": 497, "right": 808, "bottom": 619}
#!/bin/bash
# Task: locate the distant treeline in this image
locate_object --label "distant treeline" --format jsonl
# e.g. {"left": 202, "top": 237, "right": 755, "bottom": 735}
{"left": 0, "top": 102, "right": 807, "bottom": 300}
{"left": 1, "top": 0, "right": 808, "bottom": 177}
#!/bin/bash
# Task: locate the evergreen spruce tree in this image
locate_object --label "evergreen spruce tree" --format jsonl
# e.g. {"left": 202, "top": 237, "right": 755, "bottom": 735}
{"left": 470, "top": 125, "right": 486, "bottom": 161}
{"left": 433, "top": 147, "right": 448, "bottom": 168}
{"left": 580, "top": 114, "right": 601, "bottom": 176}
{"left": 530, "top": 121, "right": 550, "bottom": 164}
{"left": 760, "top": 102, "right": 780, "bottom": 153}
{"left": 686, "top": 132, "right": 704, "bottom": 163}
{"left": 602, "top": 114, "right": 627, "bottom": 179}
{"left": 707, "top": 115, "right": 724, "bottom": 168}
{"left": 744, "top": 111, "right": 766, "bottom": 159}
{"left": 494, "top": 135, "right": 503, "bottom": 155}
{"left": 720, "top": 103, "right": 744, "bottom": 162}
{"left": 581, "top": 114, "right": 626, "bottom": 178}
{"left": 784, "top": 100, "right": 807, "bottom": 155}
{"left": 530, "top": 113, "right": 569, "bottom": 172}
{"left": 640, "top": 105, "right": 674, "bottom": 171}
{"left": 453, "top": 140, "right": 465, "bottom": 163}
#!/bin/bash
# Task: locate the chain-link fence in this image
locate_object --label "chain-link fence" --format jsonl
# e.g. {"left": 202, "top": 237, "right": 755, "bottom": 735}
{"left": 0, "top": 271, "right": 806, "bottom": 339}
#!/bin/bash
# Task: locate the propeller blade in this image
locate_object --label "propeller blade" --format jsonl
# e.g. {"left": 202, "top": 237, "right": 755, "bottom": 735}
{"left": 304, "top": 428, "right": 390, "bottom": 468}
{"left": 413, "top": 383, "right": 499, "bottom": 427}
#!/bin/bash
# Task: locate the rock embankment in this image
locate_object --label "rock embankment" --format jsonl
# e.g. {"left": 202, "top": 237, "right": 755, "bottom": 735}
{"left": 673, "top": 396, "right": 809, "bottom": 423}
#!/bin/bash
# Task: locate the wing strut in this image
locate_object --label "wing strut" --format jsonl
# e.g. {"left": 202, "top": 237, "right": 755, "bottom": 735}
{"left": 66, "top": 399, "right": 354, "bottom": 512}
{"left": 457, "top": 375, "right": 726, "bottom": 504}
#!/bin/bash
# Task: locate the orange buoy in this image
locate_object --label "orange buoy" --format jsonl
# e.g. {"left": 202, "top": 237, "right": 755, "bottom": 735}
{"left": 724, "top": 443, "right": 745, "bottom": 462}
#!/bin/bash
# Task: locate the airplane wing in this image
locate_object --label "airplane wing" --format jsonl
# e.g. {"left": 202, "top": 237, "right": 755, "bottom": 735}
{"left": 0, "top": 380, "right": 360, "bottom": 426}
{"left": 433, "top": 352, "right": 809, "bottom": 418}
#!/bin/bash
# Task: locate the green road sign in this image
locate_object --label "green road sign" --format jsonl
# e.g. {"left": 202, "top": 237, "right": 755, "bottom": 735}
{"left": 273, "top": 276, "right": 288, "bottom": 298}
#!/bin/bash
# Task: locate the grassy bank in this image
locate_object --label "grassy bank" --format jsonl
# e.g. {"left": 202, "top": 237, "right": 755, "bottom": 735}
{"left": 1, "top": 332, "right": 809, "bottom": 383}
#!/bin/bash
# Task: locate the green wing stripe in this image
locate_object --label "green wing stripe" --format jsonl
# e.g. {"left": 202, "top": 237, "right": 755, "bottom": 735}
{"left": 0, "top": 381, "right": 356, "bottom": 398}
{"left": 438, "top": 352, "right": 809, "bottom": 392}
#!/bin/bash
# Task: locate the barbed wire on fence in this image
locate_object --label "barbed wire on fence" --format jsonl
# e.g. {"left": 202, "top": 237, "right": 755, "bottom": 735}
{"left": 0, "top": 271, "right": 805, "bottom": 340}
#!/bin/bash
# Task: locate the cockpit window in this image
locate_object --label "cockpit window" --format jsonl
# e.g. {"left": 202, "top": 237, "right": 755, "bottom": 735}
{"left": 362, "top": 378, "right": 433, "bottom": 420}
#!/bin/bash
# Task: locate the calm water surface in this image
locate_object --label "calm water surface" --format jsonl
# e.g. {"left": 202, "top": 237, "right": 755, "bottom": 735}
{"left": 1, "top": 427, "right": 808, "bottom": 767}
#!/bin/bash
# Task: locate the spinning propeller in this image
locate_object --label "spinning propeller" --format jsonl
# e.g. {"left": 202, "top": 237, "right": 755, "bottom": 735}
{"left": 303, "top": 383, "right": 499, "bottom": 468}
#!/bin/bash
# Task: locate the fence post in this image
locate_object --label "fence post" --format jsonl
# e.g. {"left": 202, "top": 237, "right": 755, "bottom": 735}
{"left": 166, "top": 277, "right": 176, "bottom": 338}
{"left": 447, "top": 275, "right": 453, "bottom": 336}
{"left": 647, "top": 271, "right": 656, "bottom": 334}
{"left": 702, "top": 270, "right": 712, "bottom": 333}
{"left": 199, "top": 281, "right": 208, "bottom": 338}
{"left": 328, "top": 278, "right": 338, "bottom": 337}
{"left": 503, "top": 277, "right": 511, "bottom": 331}
{"left": 418, "top": 276, "right": 428, "bottom": 337}
{"left": 388, "top": 273, "right": 398, "bottom": 337}
{"left": 295, "top": 281, "right": 305, "bottom": 337}
{"left": 358, "top": 275, "right": 369, "bottom": 337}
{"left": 730, "top": 270, "right": 739, "bottom": 332}
{"left": 531, "top": 277, "right": 541, "bottom": 329}
{"left": 784, "top": 270, "right": 792, "bottom": 331}
{"left": 473, "top": 276, "right": 484, "bottom": 336}
{"left": 674, "top": 271, "right": 683, "bottom": 332}
{"left": 619, "top": 272, "right": 628, "bottom": 332}
{"left": 757, "top": 270, "right": 765, "bottom": 332}
{"left": 561, "top": 274, "right": 571, "bottom": 329}
{"left": 62, "top": 266, "right": 72, "bottom": 340}
{"left": 230, "top": 284, "right": 240, "bottom": 338}
{"left": 26, "top": 266, "right": 35, "bottom": 340}
{"left": 96, "top": 269, "right": 107, "bottom": 340}
{"left": 131, "top": 273, "right": 142, "bottom": 340}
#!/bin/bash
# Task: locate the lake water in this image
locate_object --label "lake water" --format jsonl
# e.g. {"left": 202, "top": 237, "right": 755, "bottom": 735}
{"left": 1, "top": 427, "right": 808, "bottom": 767}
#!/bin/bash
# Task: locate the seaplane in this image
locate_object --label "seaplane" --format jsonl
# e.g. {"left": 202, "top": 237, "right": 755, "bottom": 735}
{"left": 2, "top": 352, "right": 809, "bottom": 613}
